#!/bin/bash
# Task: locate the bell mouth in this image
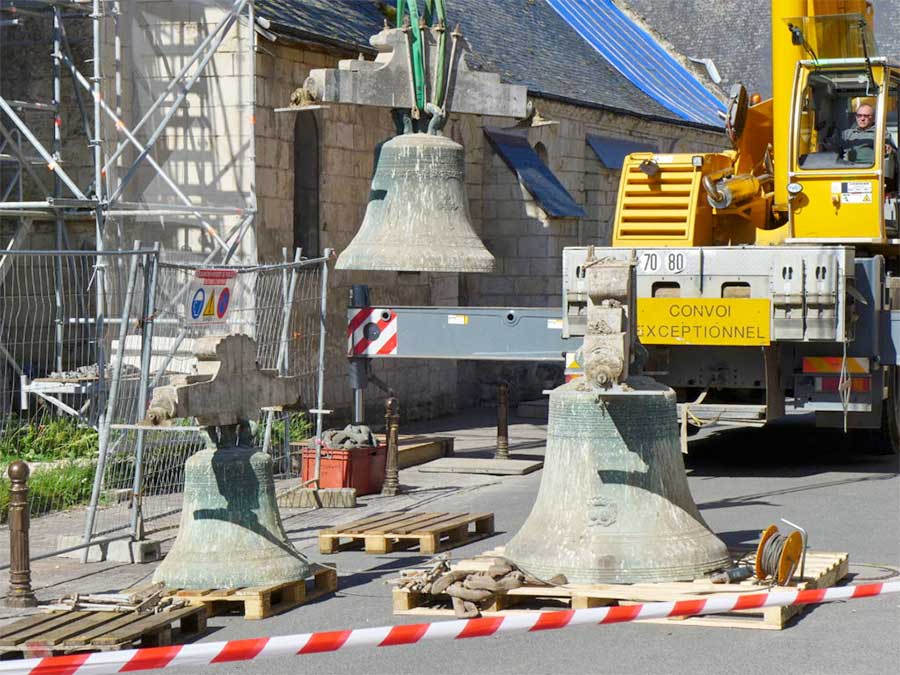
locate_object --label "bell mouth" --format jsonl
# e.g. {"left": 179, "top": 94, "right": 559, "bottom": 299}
{"left": 335, "top": 247, "right": 496, "bottom": 273}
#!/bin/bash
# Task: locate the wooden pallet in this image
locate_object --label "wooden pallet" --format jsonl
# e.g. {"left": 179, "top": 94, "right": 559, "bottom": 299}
{"left": 168, "top": 564, "right": 337, "bottom": 620}
{"left": 0, "top": 606, "right": 206, "bottom": 659}
{"left": 319, "top": 511, "right": 495, "bottom": 555}
{"left": 393, "top": 548, "right": 849, "bottom": 630}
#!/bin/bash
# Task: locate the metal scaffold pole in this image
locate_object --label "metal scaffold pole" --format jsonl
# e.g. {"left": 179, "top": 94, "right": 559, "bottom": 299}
{"left": 81, "top": 0, "right": 106, "bottom": 563}
{"left": 0, "top": 0, "right": 262, "bottom": 563}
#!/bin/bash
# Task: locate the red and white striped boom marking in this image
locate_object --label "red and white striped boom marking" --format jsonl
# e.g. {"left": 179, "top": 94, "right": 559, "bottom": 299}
{"left": 1, "top": 582, "right": 896, "bottom": 675}
{"left": 347, "top": 307, "right": 398, "bottom": 357}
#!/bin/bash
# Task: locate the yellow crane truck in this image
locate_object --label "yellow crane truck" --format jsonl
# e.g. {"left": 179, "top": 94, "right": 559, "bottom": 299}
{"left": 563, "top": 0, "right": 900, "bottom": 453}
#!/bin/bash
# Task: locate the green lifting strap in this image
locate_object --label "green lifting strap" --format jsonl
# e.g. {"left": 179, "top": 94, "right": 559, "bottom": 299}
{"left": 397, "top": 0, "right": 426, "bottom": 111}
{"left": 430, "top": 0, "right": 448, "bottom": 108}
{"left": 396, "top": 1, "right": 450, "bottom": 113}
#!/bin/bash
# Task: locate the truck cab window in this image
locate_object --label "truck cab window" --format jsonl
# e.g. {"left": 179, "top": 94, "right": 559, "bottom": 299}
{"left": 797, "top": 70, "right": 879, "bottom": 170}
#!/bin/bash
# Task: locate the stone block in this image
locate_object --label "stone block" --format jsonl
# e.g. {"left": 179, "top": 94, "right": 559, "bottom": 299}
{"left": 56, "top": 536, "right": 161, "bottom": 564}
{"left": 502, "top": 258, "right": 532, "bottom": 276}
{"left": 518, "top": 236, "right": 549, "bottom": 258}
{"left": 529, "top": 258, "right": 563, "bottom": 276}
{"left": 515, "top": 276, "right": 547, "bottom": 295}
{"left": 277, "top": 487, "right": 357, "bottom": 508}
{"left": 305, "top": 27, "right": 526, "bottom": 118}
{"left": 484, "top": 237, "right": 519, "bottom": 258}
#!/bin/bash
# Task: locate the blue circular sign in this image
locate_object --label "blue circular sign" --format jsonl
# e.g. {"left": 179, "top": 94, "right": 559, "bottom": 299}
{"left": 216, "top": 287, "right": 231, "bottom": 319}
{"left": 190, "top": 288, "right": 205, "bottom": 320}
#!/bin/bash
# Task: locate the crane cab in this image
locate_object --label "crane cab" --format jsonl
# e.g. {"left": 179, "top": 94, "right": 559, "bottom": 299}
{"left": 787, "top": 58, "right": 899, "bottom": 244}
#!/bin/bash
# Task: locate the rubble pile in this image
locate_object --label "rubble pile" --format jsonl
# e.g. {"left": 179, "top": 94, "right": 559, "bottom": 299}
{"left": 396, "top": 554, "right": 566, "bottom": 618}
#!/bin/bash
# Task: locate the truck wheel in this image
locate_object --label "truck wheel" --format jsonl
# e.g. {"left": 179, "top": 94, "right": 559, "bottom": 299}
{"left": 877, "top": 366, "right": 900, "bottom": 455}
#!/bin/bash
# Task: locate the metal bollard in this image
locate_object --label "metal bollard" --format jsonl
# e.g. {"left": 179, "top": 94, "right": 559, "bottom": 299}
{"left": 381, "top": 397, "right": 401, "bottom": 496}
{"left": 6, "top": 461, "right": 37, "bottom": 607}
{"left": 495, "top": 382, "right": 510, "bottom": 460}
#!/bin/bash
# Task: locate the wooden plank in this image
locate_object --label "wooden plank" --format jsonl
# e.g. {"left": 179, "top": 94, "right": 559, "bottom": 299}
{"left": 362, "top": 512, "right": 449, "bottom": 535}
{"left": 235, "top": 582, "right": 292, "bottom": 597}
{"left": 73, "top": 612, "right": 159, "bottom": 644}
{"left": 0, "top": 614, "right": 60, "bottom": 641}
{"left": 397, "top": 437, "right": 453, "bottom": 469}
{"left": 320, "top": 511, "right": 406, "bottom": 535}
{"left": 92, "top": 607, "right": 204, "bottom": 646}
{"left": 387, "top": 513, "right": 474, "bottom": 535}
{"left": 318, "top": 512, "right": 397, "bottom": 536}
{"left": 364, "top": 535, "right": 393, "bottom": 554}
{"left": 0, "top": 613, "right": 90, "bottom": 646}
{"left": 407, "top": 512, "right": 493, "bottom": 535}
{"left": 474, "top": 513, "right": 495, "bottom": 534}
{"left": 36, "top": 612, "right": 124, "bottom": 646}
{"left": 418, "top": 534, "right": 440, "bottom": 555}
{"left": 320, "top": 512, "right": 495, "bottom": 554}
{"left": 168, "top": 564, "right": 336, "bottom": 621}
{"left": 173, "top": 589, "right": 217, "bottom": 598}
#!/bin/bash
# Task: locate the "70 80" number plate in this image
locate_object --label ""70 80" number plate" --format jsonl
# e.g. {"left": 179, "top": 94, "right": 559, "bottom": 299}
{"left": 637, "top": 250, "right": 701, "bottom": 276}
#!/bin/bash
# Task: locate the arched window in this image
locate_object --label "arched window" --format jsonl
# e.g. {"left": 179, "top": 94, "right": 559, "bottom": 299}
{"left": 293, "top": 113, "right": 320, "bottom": 257}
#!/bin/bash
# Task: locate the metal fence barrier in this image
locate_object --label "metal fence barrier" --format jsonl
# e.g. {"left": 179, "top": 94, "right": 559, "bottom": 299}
{"left": 0, "top": 248, "right": 330, "bottom": 565}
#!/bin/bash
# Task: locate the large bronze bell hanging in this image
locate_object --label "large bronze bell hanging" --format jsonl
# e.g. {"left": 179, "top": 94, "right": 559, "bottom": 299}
{"left": 336, "top": 133, "right": 495, "bottom": 273}
{"left": 503, "top": 379, "right": 730, "bottom": 584}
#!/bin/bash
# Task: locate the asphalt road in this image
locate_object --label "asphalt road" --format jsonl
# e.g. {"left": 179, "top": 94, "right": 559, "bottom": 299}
{"left": 163, "top": 416, "right": 899, "bottom": 675}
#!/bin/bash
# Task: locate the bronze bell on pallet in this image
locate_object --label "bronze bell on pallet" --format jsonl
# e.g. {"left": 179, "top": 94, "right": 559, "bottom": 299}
{"left": 504, "top": 256, "right": 729, "bottom": 584}
{"left": 336, "top": 132, "right": 495, "bottom": 273}
{"left": 152, "top": 443, "right": 309, "bottom": 589}
{"left": 503, "top": 380, "right": 730, "bottom": 584}
{"left": 145, "top": 335, "right": 310, "bottom": 589}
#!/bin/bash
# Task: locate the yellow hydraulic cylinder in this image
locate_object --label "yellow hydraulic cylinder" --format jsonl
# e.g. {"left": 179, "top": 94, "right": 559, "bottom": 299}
{"left": 771, "top": 0, "right": 806, "bottom": 212}
{"left": 705, "top": 174, "right": 761, "bottom": 210}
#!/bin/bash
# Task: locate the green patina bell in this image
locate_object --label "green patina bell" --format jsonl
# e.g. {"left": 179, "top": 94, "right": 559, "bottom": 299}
{"left": 504, "top": 379, "right": 730, "bottom": 584}
{"left": 335, "top": 133, "right": 495, "bottom": 273}
{"left": 152, "top": 445, "right": 309, "bottom": 589}
{"left": 145, "top": 335, "right": 310, "bottom": 590}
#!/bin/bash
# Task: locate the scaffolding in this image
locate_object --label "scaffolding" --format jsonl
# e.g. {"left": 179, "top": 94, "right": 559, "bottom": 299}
{"left": 0, "top": 0, "right": 257, "bottom": 413}
{"left": 0, "top": 0, "right": 264, "bottom": 560}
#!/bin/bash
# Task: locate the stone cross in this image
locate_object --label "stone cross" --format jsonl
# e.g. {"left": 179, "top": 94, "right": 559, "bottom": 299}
{"left": 581, "top": 256, "right": 634, "bottom": 388}
{"left": 144, "top": 335, "right": 301, "bottom": 440}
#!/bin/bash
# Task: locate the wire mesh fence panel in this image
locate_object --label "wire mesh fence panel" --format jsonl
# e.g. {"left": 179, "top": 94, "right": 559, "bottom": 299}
{"left": 0, "top": 249, "right": 153, "bottom": 563}
{"left": 92, "top": 256, "right": 328, "bottom": 538}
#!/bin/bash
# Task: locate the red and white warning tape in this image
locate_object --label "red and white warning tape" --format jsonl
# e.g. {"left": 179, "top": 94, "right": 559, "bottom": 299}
{"left": 2, "top": 582, "right": 897, "bottom": 675}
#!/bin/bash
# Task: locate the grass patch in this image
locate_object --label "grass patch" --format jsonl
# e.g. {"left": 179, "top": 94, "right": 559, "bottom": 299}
{"left": 0, "top": 418, "right": 98, "bottom": 463}
{"left": 253, "top": 412, "right": 313, "bottom": 448}
{"left": 0, "top": 460, "right": 97, "bottom": 524}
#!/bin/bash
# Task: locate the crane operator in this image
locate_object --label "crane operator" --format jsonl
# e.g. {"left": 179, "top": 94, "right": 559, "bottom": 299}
{"left": 842, "top": 103, "right": 877, "bottom": 163}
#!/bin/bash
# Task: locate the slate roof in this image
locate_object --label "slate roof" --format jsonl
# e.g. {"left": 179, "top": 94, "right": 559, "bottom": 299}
{"left": 625, "top": 0, "right": 900, "bottom": 100}
{"left": 254, "top": 0, "right": 723, "bottom": 128}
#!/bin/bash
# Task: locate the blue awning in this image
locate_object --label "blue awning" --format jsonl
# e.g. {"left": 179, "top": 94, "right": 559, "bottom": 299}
{"left": 587, "top": 135, "right": 657, "bottom": 169}
{"left": 483, "top": 128, "right": 586, "bottom": 219}
{"left": 545, "top": 0, "right": 727, "bottom": 127}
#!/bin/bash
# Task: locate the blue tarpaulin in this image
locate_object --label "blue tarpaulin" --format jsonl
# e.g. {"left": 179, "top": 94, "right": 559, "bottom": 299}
{"left": 484, "top": 128, "right": 586, "bottom": 219}
{"left": 587, "top": 134, "right": 657, "bottom": 169}
{"left": 545, "top": 0, "right": 727, "bottom": 126}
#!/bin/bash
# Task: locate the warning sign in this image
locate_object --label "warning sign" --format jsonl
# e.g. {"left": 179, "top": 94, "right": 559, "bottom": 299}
{"left": 188, "top": 269, "right": 236, "bottom": 324}
{"left": 831, "top": 181, "right": 873, "bottom": 205}
{"left": 637, "top": 298, "right": 771, "bottom": 346}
